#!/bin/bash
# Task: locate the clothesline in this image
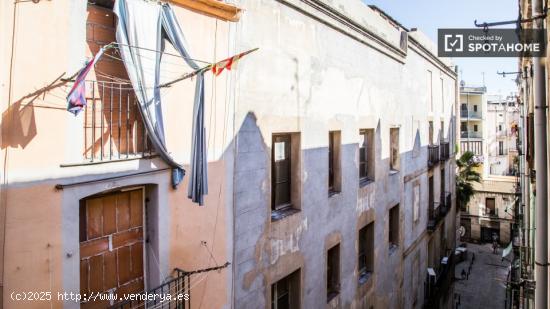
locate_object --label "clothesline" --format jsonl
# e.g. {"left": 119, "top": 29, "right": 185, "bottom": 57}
{"left": 66, "top": 43, "right": 259, "bottom": 90}
{"left": 113, "top": 42, "right": 212, "bottom": 65}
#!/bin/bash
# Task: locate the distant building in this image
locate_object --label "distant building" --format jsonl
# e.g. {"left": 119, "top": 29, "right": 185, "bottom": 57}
{"left": 459, "top": 176, "right": 516, "bottom": 245}
{"left": 486, "top": 94, "right": 520, "bottom": 176}
{"left": 459, "top": 89, "right": 518, "bottom": 248}
{"left": 459, "top": 85, "right": 488, "bottom": 175}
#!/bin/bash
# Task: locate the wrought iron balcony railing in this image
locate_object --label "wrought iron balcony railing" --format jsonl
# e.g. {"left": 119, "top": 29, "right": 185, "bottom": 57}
{"left": 428, "top": 144, "right": 440, "bottom": 167}
{"left": 439, "top": 142, "right": 450, "bottom": 161}
{"left": 83, "top": 80, "right": 153, "bottom": 162}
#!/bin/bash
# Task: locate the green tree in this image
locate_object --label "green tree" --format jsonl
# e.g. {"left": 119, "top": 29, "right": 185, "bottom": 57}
{"left": 456, "top": 151, "right": 481, "bottom": 209}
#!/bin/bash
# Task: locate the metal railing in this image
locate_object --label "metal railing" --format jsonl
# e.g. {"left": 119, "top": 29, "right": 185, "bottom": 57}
{"left": 427, "top": 202, "right": 440, "bottom": 231}
{"left": 428, "top": 145, "right": 440, "bottom": 167}
{"left": 460, "top": 110, "right": 482, "bottom": 119}
{"left": 110, "top": 269, "right": 190, "bottom": 309}
{"left": 84, "top": 80, "right": 153, "bottom": 162}
{"left": 460, "top": 131, "right": 482, "bottom": 139}
{"left": 439, "top": 142, "right": 450, "bottom": 161}
{"left": 485, "top": 207, "right": 498, "bottom": 217}
{"left": 428, "top": 196, "right": 451, "bottom": 232}
{"left": 110, "top": 262, "right": 230, "bottom": 309}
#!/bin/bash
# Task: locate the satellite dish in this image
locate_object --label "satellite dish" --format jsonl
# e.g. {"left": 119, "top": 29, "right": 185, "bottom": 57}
{"left": 459, "top": 226, "right": 466, "bottom": 237}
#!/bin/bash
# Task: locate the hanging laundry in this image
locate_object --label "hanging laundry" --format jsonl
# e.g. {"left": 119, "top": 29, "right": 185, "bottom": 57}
{"left": 211, "top": 48, "right": 258, "bottom": 76}
{"left": 66, "top": 47, "right": 106, "bottom": 115}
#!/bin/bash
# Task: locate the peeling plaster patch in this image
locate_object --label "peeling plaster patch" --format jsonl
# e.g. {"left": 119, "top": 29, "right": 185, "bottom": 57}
{"left": 270, "top": 218, "right": 308, "bottom": 265}
{"left": 357, "top": 191, "right": 374, "bottom": 213}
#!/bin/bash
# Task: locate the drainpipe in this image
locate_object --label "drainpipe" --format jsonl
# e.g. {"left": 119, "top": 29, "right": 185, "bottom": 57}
{"left": 532, "top": 0, "right": 548, "bottom": 307}
{"left": 522, "top": 66, "right": 530, "bottom": 267}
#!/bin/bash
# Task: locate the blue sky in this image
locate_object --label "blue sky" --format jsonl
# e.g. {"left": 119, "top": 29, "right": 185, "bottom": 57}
{"left": 366, "top": 0, "right": 518, "bottom": 96}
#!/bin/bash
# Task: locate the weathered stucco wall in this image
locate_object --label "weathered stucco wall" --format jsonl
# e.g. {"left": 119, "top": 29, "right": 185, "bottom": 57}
{"left": 1, "top": 0, "right": 236, "bottom": 308}
{"left": 231, "top": 0, "right": 456, "bottom": 308}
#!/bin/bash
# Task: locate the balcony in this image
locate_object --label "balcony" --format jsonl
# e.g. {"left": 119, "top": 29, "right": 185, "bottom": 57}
{"left": 460, "top": 131, "right": 482, "bottom": 139}
{"left": 439, "top": 142, "right": 450, "bottom": 161}
{"left": 460, "top": 110, "right": 482, "bottom": 119}
{"left": 440, "top": 191, "right": 451, "bottom": 212}
{"left": 428, "top": 145, "right": 440, "bottom": 168}
{"left": 83, "top": 81, "right": 153, "bottom": 162}
{"left": 427, "top": 202, "right": 440, "bottom": 232}
{"left": 485, "top": 207, "right": 498, "bottom": 217}
{"left": 428, "top": 197, "right": 451, "bottom": 232}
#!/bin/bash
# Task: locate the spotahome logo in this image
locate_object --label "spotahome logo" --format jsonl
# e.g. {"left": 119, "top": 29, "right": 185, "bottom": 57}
{"left": 438, "top": 29, "right": 546, "bottom": 57}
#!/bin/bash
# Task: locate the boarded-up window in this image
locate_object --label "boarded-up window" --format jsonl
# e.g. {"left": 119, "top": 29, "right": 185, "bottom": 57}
{"left": 79, "top": 189, "right": 144, "bottom": 306}
{"left": 85, "top": 4, "right": 151, "bottom": 161}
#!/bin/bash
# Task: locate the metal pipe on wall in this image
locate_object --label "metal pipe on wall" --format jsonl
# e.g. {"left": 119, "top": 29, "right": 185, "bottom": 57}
{"left": 532, "top": 0, "right": 548, "bottom": 307}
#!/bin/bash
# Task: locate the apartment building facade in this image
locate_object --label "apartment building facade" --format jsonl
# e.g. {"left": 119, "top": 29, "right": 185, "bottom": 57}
{"left": 232, "top": 3, "right": 457, "bottom": 309}
{"left": 1, "top": 0, "right": 457, "bottom": 308}
{"left": 486, "top": 95, "right": 520, "bottom": 176}
{"left": 459, "top": 176, "right": 516, "bottom": 245}
{"left": 459, "top": 84, "right": 488, "bottom": 175}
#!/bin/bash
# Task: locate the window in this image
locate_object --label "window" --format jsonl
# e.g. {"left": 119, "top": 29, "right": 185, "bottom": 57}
{"left": 440, "top": 168, "right": 445, "bottom": 197}
{"left": 441, "top": 78, "right": 445, "bottom": 112}
{"left": 359, "top": 129, "right": 375, "bottom": 183}
{"left": 389, "top": 204, "right": 400, "bottom": 248}
{"left": 390, "top": 128, "right": 400, "bottom": 171}
{"left": 358, "top": 222, "right": 374, "bottom": 283}
{"left": 272, "top": 135, "right": 291, "bottom": 210}
{"left": 327, "top": 244, "right": 340, "bottom": 301}
{"left": 486, "top": 197, "right": 496, "bottom": 216}
{"left": 474, "top": 125, "right": 478, "bottom": 132}
{"left": 460, "top": 122, "right": 467, "bottom": 133}
{"left": 428, "top": 176, "right": 434, "bottom": 206}
{"left": 474, "top": 105, "right": 478, "bottom": 112}
{"left": 272, "top": 269, "right": 301, "bottom": 309}
{"left": 328, "top": 131, "right": 341, "bottom": 194}
{"left": 440, "top": 121, "right": 444, "bottom": 141}
{"left": 498, "top": 124, "right": 503, "bottom": 131}
{"left": 427, "top": 70, "right": 433, "bottom": 112}
{"left": 499, "top": 141, "right": 504, "bottom": 155}
{"left": 413, "top": 183, "right": 420, "bottom": 222}
{"left": 428, "top": 121, "right": 434, "bottom": 145}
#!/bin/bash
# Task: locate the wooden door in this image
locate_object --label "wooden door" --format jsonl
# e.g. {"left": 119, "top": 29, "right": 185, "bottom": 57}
{"left": 79, "top": 188, "right": 144, "bottom": 308}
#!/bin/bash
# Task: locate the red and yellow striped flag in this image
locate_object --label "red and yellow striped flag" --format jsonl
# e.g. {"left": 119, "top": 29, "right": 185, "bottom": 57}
{"left": 211, "top": 48, "right": 259, "bottom": 76}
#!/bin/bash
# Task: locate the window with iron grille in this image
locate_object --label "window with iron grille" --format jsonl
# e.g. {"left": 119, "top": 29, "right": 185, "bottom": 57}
{"left": 358, "top": 222, "right": 374, "bottom": 283}
{"left": 359, "top": 129, "right": 375, "bottom": 184}
{"left": 327, "top": 244, "right": 340, "bottom": 301}
{"left": 85, "top": 4, "right": 152, "bottom": 162}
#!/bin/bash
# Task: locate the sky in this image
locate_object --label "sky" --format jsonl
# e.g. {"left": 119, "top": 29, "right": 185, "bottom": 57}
{"left": 366, "top": 0, "right": 519, "bottom": 96}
